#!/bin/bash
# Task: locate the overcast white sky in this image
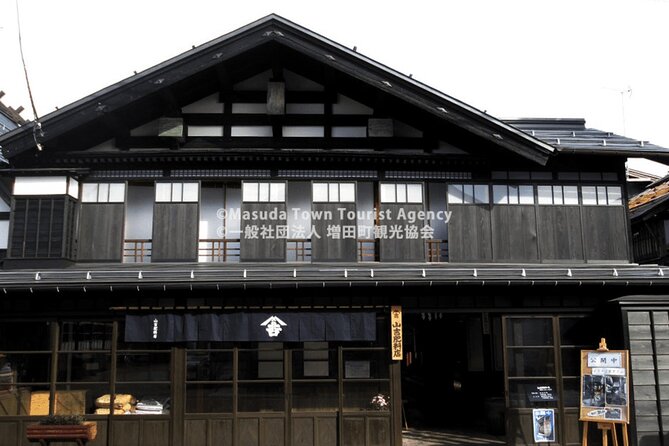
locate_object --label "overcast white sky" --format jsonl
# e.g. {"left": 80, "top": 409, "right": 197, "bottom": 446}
{"left": 1, "top": 0, "right": 668, "bottom": 172}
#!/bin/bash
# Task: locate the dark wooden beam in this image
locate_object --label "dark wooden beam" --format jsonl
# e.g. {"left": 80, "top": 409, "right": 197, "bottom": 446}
{"left": 118, "top": 135, "right": 433, "bottom": 151}
{"left": 183, "top": 113, "right": 373, "bottom": 126}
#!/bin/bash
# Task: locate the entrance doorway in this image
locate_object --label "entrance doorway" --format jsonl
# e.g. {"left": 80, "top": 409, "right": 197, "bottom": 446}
{"left": 401, "top": 313, "right": 505, "bottom": 435}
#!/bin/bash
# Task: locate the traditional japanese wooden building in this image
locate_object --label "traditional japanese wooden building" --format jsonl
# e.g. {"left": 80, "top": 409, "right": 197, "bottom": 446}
{"left": 1, "top": 14, "right": 669, "bottom": 446}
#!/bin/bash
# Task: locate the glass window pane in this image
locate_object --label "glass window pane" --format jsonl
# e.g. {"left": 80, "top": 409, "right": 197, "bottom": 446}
{"left": 187, "top": 351, "right": 233, "bottom": 381}
{"left": 553, "top": 186, "right": 563, "bottom": 205}
{"left": 242, "top": 182, "right": 258, "bottom": 202}
{"left": 55, "top": 384, "right": 110, "bottom": 415}
{"left": 115, "top": 383, "right": 170, "bottom": 415}
{"left": 81, "top": 184, "right": 98, "bottom": 203}
{"left": 116, "top": 353, "right": 170, "bottom": 381}
{"left": 506, "top": 318, "right": 553, "bottom": 346}
{"left": 508, "top": 379, "right": 556, "bottom": 408}
{"left": 380, "top": 184, "right": 396, "bottom": 203}
{"left": 97, "top": 183, "right": 110, "bottom": 203}
{"left": 607, "top": 187, "right": 622, "bottom": 205}
{"left": 519, "top": 186, "right": 534, "bottom": 204}
{"left": 507, "top": 348, "right": 555, "bottom": 377}
{"left": 340, "top": 183, "right": 355, "bottom": 202}
{"left": 563, "top": 186, "right": 579, "bottom": 205}
{"left": 329, "top": 183, "right": 339, "bottom": 202}
{"left": 108, "top": 183, "right": 126, "bottom": 203}
{"left": 493, "top": 185, "right": 508, "bottom": 204}
{"left": 407, "top": 184, "right": 422, "bottom": 203}
{"left": 312, "top": 183, "right": 328, "bottom": 202}
{"left": 597, "top": 186, "right": 607, "bottom": 205}
{"left": 258, "top": 183, "right": 270, "bottom": 202}
{"left": 172, "top": 183, "right": 182, "bottom": 202}
{"left": 474, "top": 185, "right": 489, "bottom": 204}
{"left": 463, "top": 185, "right": 475, "bottom": 204}
{"left": 186, "top": 384, "right": 232, "bottom": 413}
{"left": 293, "top": 382, "right": 338, "bottom": 411}
{"left": 537, "top": 186, "right": 553, "bottom": 205}
{"left": 155, "top": 183, "right": 171, "bottom": 202}
{"left": 343, "top": 381, "right": 390, "bottom": 411}
{"left": 447, "top": 185, "right": 463, "bottom": 204}
{"left": 270, "top": 183, "right": 285, "bottom": 202}
{"left": 582, "top": 186, "right": 597, "bottom": 205}
{"left": 238, "top": 383, "right": 284, "bottom": 412}
{"left": 57, "top": 353, "right": 111, "bottom": 382}
{"left": 0, "top": 353, "right": 51, "bottom": 383}
{"left": 182, "top": 183, "right": 199, "bottom": 202}
{"left": 396, "top": 184, "right": 407, "bottom": 203}
{"left": 508, "top": 186, "right": 519, "bottom": 204}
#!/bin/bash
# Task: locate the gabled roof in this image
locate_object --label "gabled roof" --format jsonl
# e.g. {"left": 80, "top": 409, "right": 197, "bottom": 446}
{"left": 0, "top": 14, "right": 560, "bottom": 165}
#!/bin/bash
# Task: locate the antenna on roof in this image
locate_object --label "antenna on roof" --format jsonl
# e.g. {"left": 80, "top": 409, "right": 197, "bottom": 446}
{"left": 15, "top": 0, "right": 44, "bottom": 151}
{"left": 620, "top": 86, "right": 632, "bottom": 136}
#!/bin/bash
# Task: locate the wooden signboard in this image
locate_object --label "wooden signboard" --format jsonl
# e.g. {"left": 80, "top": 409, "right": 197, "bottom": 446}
{"left": 580, "top": 340, "right": 629, "bottom": 424}
{"left": 391, "top": 306, "right": 403, "bottom": 361}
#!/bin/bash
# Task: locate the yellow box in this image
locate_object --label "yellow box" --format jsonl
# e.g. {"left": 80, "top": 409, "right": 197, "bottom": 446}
{"left": 29, "top": 390, "right": 87, "bottom": 415}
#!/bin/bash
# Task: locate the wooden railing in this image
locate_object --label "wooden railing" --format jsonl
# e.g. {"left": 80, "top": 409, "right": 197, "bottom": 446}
{"left": 426, "top": 239, "right": 448, "bottom": 262}
{"left": 287, "top": 239, "right": 311, "bottom": 262}
{"left": 198, "top": 239, "right": 241, "bottom": 263}
{"left": 123, "top": 239, "right": 152, "bottom": 263}
{"left": 357, "top": 239, "right": 377, "bottom": 262}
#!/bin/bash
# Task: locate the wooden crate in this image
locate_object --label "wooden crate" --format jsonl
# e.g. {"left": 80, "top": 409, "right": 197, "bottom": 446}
{"left": 29, "top": 390, "right": 87, "bottom": 415}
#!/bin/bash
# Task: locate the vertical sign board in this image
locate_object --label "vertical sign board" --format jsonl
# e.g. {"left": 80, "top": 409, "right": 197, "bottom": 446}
{"left": 580, "top": 350, "right": 629, "bottom": 423}
{"left": 391, "top": 306, "right": 403, "bottom": 361}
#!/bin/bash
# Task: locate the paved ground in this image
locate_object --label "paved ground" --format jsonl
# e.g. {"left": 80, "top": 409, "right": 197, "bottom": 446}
{"left": 402, "top": 428, "right": 506, "bottom": 446}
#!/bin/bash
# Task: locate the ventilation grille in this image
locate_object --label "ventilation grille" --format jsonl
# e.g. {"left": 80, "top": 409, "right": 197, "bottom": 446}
{"left": 385, "top": 171, "right": 472, "bottom": 180}
{"left": 171, "top": 169, "right": 271, "bottom": 178}
{"left": 277, "top": 170, "right": 378, "bottom": 179}
{"left": 90, "top": 170, "right": 164, "bottom": 178}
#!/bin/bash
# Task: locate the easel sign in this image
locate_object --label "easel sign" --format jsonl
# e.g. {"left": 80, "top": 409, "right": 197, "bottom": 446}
{"left": 579, "top": 339, "right": 629, "bottom": 424}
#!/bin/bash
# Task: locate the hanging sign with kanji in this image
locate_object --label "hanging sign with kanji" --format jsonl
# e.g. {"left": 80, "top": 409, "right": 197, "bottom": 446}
{"left": 390, "top": 305, "right": 403, "bottom": 360}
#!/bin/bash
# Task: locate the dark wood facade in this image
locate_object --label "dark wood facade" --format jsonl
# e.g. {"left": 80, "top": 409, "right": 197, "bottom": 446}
{"left": 0, "top": 14, "right": 668, "bottom": 446}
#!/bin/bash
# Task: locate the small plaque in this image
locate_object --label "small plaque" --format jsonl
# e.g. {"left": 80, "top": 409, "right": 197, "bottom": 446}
{"left": 528, "top": 385, "right": 557, "bottom": 402}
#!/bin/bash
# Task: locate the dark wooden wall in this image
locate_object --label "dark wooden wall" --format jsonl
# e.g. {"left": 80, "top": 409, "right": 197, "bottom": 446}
{"left": 77, "top": 204, "right": 124, "bottom": 261}
{"left": 448, "top": 202, "right": 630, "bottom": 263}
{"left": 626, "top": 310, "right": 669, "bottom": 446}
{"left": 152, "top": 203, "right": 199, "bottom": 261}
{"left": 311, "top": 203, "right": 356, "bottom": 262}
{"left": 240, "top": 203, "right": 287, "bottom": 262}
{"left": 536, "top": 206, "right": 584, "bottom": 262}
{"left": 491, "top": 206, "right": 538, "bottom": 262}
{"left": 448, "top": 205, "right": 493, "bottom": 262}
{"left": 379, "top": 204, "right": 425, "bottom": 262}
{"left": 581, "top": 207, "right": 629, "bottom": 261}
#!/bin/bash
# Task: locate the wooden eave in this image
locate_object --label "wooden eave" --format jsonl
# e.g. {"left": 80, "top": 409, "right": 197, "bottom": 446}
{"left": 0, "top": 14, "right": 557, "bottom": 165}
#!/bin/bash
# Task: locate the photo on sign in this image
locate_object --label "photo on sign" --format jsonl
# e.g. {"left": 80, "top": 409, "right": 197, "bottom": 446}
{"left": 605, "top": 408, "right": 622, "bottom": 421}
{"left": 533, "top": 409, "right": 556, "bottom": 443}
{"left": 582, "top": 375, "right": 605, "bottom": 407}
{"left": 605, "top": 376, "right": 627, "bottom": 406}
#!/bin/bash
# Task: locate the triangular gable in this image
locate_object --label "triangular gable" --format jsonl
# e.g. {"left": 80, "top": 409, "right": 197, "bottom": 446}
{"left": 0, "top": 14, "right": 556, "bottom": 165}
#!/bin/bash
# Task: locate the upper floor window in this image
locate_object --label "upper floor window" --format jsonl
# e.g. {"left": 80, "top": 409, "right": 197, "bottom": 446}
{"left": 155, "top": 182, "right": 199, "bottom": 203}
{"left": 537, "top": 185, "right": 579, "bottom": 205}
{"left": 242, "top": 182, "right": 286, "bottom": 203}
{"left": 380, "top": 183, "right": 422, "bottom": 204}
{"left": 447, "top": 184, "right": 489, "bottom": 204}
{"left": 581, "top": 186, "right": 622, "bottom": 206}
{"left": 13, "top": 176, "right": 79, "bottom": 199}
{"left": 81, "top": 183, "right": 126, "bottom": 203}
{"left": 312, "top": 183, "right": 355, "bottom": 203}
{"left": 493, "top": 185, "right": 534, "bottom": 205}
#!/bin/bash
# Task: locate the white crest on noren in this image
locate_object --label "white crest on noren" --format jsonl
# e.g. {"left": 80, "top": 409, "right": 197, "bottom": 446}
{"left": 260, "top": 316, "right": 287, "bottom": 337}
